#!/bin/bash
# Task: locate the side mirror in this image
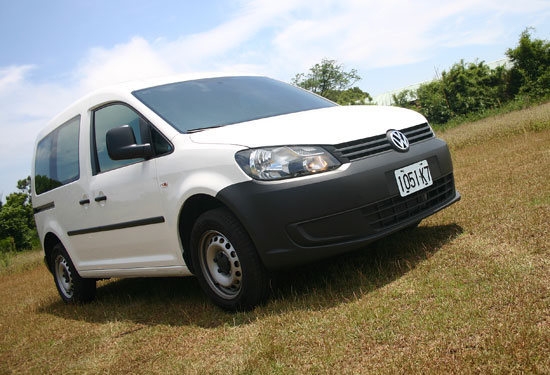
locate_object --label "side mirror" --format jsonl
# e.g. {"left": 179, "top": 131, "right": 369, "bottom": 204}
{"left": 106, "top": 125, "right": 153, "bottom": 160}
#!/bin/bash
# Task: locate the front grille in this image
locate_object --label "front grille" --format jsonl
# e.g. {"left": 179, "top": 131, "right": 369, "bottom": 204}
{"left": 363, "top": 173, "right": 455, "bottom": 231}
{"left": 334, "top": 122, "right": 434, "bottom": 161}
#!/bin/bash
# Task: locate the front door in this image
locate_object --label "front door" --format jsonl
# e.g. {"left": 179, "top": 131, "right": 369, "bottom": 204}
{"left": 68, "top": 103, "right": 177, "bottom": 272}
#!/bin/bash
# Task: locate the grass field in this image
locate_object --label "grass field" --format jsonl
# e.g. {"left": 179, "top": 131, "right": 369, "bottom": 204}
{"left": 1, "top": 103, "right": 549, "bottom": 374}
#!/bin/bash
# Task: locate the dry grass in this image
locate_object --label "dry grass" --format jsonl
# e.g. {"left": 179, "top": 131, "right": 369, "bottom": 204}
{"left": 1, "top": 104, "right": 549, "bottom": 374}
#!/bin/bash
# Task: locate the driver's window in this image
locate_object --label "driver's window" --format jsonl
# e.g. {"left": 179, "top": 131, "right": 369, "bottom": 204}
{"left": 92, "top": 104, "right": 144, "bottom": 174}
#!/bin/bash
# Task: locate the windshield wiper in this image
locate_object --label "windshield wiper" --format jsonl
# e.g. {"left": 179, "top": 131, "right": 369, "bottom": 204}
{"left": 186, "top": 125, "right": 224, "bottom": 134}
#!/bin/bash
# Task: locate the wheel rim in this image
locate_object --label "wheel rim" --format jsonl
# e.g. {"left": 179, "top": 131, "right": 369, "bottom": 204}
{"left": 54, "top": 254, "right": 74, "bottom": 299}
{"left": 198, "top": 230, "right": 243, "bottom": 299}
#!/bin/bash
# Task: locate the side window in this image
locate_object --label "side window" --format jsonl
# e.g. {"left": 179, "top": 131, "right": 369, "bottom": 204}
{"left": 92, "top": 104, "right": 145, "bottom": 174}
{"left": 92, "top": 103, "right": 172, "bottom": 174}
{"left": 35, "top": 116, "right": 80, "bottom": 195}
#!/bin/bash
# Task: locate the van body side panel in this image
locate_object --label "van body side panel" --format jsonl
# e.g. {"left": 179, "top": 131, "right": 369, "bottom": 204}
{"left": 68, "top": 158, "right": 185, "bottom": 272}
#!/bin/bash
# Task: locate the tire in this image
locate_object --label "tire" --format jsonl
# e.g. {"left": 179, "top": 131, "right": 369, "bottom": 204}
{"left": 51, "top": 243, "right": 96, "bottom": 304}
{"left": 190, "top": 207, "right": 270, "bottom": 311}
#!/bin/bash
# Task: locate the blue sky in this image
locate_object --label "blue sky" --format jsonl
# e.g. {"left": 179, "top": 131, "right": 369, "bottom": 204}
{"left": 1, "top": 0, "right": 549, "bottom": 200}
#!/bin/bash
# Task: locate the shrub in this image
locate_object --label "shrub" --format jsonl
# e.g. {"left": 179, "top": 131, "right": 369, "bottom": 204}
{"left": 0, "top": 237, "right": 16, "bottom": 253}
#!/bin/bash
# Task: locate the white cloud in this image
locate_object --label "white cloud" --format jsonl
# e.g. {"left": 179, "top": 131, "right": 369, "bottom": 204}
{"left": 55, "top": 0, "right": 550, "bottom": 88}
{"left": 0, "top": 65, "right": 77, "bottom": 198}
{"left": 0, "top": 65, "right": 36, "bottom": 92}
{"left": 76, "top": 37, "right": 175, "bottom": 91}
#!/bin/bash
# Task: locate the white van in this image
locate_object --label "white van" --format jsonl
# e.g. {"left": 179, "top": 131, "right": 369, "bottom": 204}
{"left": 32, "top": 75, "right": 460, "bottom": 310}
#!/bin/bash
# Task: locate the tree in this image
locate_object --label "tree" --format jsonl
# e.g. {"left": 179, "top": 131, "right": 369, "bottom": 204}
{"left": 292, "top": 59, "right": 370, "bottom": 104}
{"left": 390, "top": 29, "right": 549, "bottom": 124}
{"left": 338, "top": 87, "right": 372, "bottom": 105}
{"left": 414, "top": 80, "right": 454, "bottom": 124}
{"left": 440, "top": 60, "right": 506, "bottom": 115}
{"left": 506, "top": 28, "right": 550, "bottom": 98}
{"left": 0, "top": 176, "right": 36, "bottom": 251}
{"left": 17, "top": 176, "right": 32, "bottom": 196}
{"left": 394, "top": 60, "right": 512, "bottom": 124}
{"left": 392, "top": 89, "right": 417, "bottom": 109}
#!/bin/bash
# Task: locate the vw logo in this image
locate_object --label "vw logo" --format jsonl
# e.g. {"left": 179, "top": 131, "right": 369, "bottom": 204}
{"left": 387, "top": 130, "right": 410, "bottom": 152}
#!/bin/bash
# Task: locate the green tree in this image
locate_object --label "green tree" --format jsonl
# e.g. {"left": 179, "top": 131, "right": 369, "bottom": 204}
{"left": 391, "top": 89, "right": 417, "bottom": 109}
{"left": 292, "top": 59, "right": 370, "bottom": 104}
{"left": 440, "top": 60, "right": 506, "bottom": 115}
{"left": 415, "top": 80, "right": 454, "bottom": 124}
{"left": 506, "top": 28, "right": 550, "bottom": 98}
{"left": 394, "top": 60, "right": 511, "bottom": 124}
{"left": 0, "top": 177, "right": 36, "bottom": 251}
{"left": 391, "top": 29, "right": 549, "bottom": 124}
{"left": 17, "top": 176, "right": 32, "bottom": 196}
{"left": 337, "top": 86, "right": 372, "bottom": 105}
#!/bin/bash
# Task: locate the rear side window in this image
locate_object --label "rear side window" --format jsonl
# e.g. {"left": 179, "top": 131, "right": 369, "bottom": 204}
{"left": 35, "top": 116, "right": 80, "bottom": 195}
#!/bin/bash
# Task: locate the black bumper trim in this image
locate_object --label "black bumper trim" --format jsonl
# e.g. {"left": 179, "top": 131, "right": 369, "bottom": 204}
{"left": 287, "top": 173, "right": 458, "bottom": 247}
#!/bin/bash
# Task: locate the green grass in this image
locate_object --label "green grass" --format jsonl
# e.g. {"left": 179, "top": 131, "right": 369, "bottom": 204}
{"left": 1, "top": 103, "right": 549, "bottom": 374}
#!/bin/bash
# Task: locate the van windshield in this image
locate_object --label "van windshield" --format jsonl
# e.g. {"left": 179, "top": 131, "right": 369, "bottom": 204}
{"left": 132, "top": 76, "right": 336, "bottom": 133}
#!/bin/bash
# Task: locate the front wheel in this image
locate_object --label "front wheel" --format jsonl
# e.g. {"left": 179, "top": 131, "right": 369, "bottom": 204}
{"left": 190, "top": 208, "right": 269, "bottom": 311}
{"left": 51, "top": 243, "right": 96, "bottom": 303}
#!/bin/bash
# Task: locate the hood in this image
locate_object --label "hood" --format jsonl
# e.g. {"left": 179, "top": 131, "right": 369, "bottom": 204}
{"left": 189, "top": 105, "right": 428, "bottom": 148}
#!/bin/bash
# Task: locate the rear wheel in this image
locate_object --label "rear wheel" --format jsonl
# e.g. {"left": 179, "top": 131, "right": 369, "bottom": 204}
{"left": 51, "top": 243, "right": 96, "bottom": 303}
{"left": 190, "top": 208, "right": 269, "bottom": 311}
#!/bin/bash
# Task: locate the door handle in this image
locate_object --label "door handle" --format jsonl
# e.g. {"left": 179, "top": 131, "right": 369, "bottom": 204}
{"left": 94, "top": 195, "right": 107, "bottom": 202}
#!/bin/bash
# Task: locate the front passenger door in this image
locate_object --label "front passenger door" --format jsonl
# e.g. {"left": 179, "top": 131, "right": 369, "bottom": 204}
{"left": 68, "top": 103, "right": 176, "bottom": 272}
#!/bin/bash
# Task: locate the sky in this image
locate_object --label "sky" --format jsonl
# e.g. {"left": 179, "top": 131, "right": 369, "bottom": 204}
{"left": 0, "top": 0, "right": 549, "bottom": 201}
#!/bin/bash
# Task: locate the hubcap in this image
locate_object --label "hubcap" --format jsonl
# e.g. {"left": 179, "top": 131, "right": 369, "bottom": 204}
{"left": 199, "top": 231, "right": 243, "bottom": 299}
{"left": 55, "top": 255, "right": 74, "bottom": 298}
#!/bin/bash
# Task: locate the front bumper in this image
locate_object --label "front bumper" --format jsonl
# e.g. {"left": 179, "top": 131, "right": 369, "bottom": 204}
{"left": 217, "top": 138, "right": 460, "bottom": 269}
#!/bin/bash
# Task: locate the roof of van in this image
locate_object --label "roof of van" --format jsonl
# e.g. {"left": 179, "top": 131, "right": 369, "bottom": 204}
{"left": 92, "top": 72, "right": 262, "bottom": 94}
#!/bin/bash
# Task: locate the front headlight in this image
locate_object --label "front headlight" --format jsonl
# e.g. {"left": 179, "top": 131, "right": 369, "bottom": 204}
{"left": 235, "top": 146, "right": 341, "bottom": 181}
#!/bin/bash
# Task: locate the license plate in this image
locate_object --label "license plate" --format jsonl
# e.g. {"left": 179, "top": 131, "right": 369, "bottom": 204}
{"left": 394, "top": 160, "right": 433, "bottom": 197}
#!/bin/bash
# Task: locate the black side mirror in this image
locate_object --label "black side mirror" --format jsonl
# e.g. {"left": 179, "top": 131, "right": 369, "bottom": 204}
{"left": 106, "top": 125, "right": 153, "bottom": 160}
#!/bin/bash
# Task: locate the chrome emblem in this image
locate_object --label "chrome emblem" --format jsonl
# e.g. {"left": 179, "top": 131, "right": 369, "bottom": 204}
{"left": 387, "top": 130, "right": 410, "bottom": 152}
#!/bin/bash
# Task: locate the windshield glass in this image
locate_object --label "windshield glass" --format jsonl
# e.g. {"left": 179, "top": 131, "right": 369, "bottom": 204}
{"left": 132, "top": 76, "right": 336, "bottom": 133}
